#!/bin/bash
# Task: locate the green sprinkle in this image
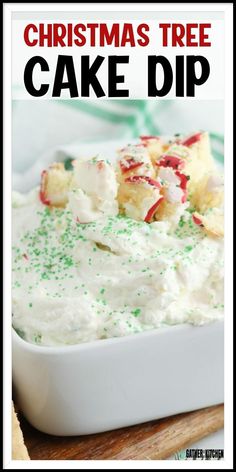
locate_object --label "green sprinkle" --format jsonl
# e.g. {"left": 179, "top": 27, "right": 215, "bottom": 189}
{"left": 44, "top": 206, "right": 51, "bottom": 217}
{"left": 64, "top": 256, "right": 73, "bottom": 267}
{"left": 100, "top": 288, "right": 105, "bottom": 294}
{"left": 184, "top": 245, "right": 193, "bottom": 252}
{"left": 29, "top": 303, "right": 33, "bottom": 308}
{"left": 131, "top": 308, "right": 141, "bottom": 317}
{"left": 41, "top": 272, "right": 50, "bottom": 280}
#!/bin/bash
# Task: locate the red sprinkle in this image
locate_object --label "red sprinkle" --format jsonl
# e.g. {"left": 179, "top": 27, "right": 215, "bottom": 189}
{"left": 23, "top": 253, "right": 29, "bottom": 260}
{"left": 179, "top": 189, "right": 187, "bottom": 203}
{"left": 144, "top": 197, "right": 164, "bottom": 223}
{"left": 39, "top": 190, "right": 50, "bottom": 205}
{"left": 192, "top": 214, "right": 203, "bottom": 226}
{"left": 182, "top": 190, "right": 187, "bottom": 203}
{"left": 175, "top": 171, "right": 189, "bottom": 203}
{"left": 119, "top": 158, "right": 143, "bottom": 174}
{"left": 97, "top": 161, "right": 105, "bottom": 170}
{"left": 140, "top": 135, "right": 160, "bottom": 141}
{"left": 39, "top": 170, "right": 50, "bottom": 205}
{"left": 157, "top": 155, "right": 185, "bottom": 170}
{"left": 175, "top": 171, "right": 189, "bottom": 190}
{"left": 125, "top": 175, "right": 161, "bottom": 189}
{"left": 181, "top": 132, "right": 202, "bottom": 147}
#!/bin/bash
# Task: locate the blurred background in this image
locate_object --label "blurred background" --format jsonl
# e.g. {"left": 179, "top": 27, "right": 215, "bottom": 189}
{"left": 12, "top": 99, "right": 224, "bottom": 175}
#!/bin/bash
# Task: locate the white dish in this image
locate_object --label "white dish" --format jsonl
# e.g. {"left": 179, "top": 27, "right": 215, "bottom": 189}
{"left": 12, "top": 320, "right": 224, "bottom": 436}
{"left": 12, "top": 138, "right": 224, "bottom": 436}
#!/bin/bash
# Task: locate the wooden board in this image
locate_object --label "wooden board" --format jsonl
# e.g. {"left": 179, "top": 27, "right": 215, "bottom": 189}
{"left": 19, "top": 404, "right": 224, "bottom": 460}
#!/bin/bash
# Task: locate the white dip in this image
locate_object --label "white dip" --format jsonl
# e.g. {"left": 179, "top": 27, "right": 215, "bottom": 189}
{"left": 12, "top": 191, "right": 224, "bottom": 346}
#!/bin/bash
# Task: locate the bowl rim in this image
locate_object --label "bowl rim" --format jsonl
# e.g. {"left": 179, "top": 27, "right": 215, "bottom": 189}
{"left": 12, "top": 319, "right": 224, "bottom": 355}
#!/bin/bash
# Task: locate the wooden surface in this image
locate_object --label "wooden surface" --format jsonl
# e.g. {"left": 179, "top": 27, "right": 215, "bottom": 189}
{"left": 19, "top": 404, "right": 224, "bottom": 460}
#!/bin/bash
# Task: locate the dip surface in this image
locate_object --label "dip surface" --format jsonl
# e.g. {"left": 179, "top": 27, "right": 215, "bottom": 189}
{"left": 12, "top": 193, "right": 224, "bottom": 346}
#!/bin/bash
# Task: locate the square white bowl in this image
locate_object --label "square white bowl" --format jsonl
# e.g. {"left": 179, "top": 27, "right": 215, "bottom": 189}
{"left": 12, "top": 138, "right": 224, "bottom": 436}
{"left": 12, "top": 320, "right": 224, "bottom": 436}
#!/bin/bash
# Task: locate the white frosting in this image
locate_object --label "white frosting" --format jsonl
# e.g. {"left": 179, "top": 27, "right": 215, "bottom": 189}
{"left": 12, "top": 188, "right": 40, "bottom": 208}
{"left": 118, "top": 144, "right": 150, "bottom": 163}
{"left": 73, "top": 158, "right": 118, "bottom": 200}
{"left": 165, "top": 143, "right": 191, "bottom": 159}
{"left": 165, "top": 186, "right": 184, "bottom": 204}
{"left": 69, "top": 158, "right": 118, "bottom": 223}
{"left": 158, "top": 167, "right": 181, "bottom": 203}
{"left": 12, "top": 193, "right": 224, "bottom": 346}
{"left": 118, "top": 145, "right": 153, "bottom": 176}
{"left": 158, "top": 167, "right": 180, "bottom": 185}
{"left": 158, "top": 167, "right": 185, "bottom": 204}
{"left": 123, "top": 193, "right": 160, "bottom": 221}
{"left": 206, "top": 174, "right": 224, "bottom": 192}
